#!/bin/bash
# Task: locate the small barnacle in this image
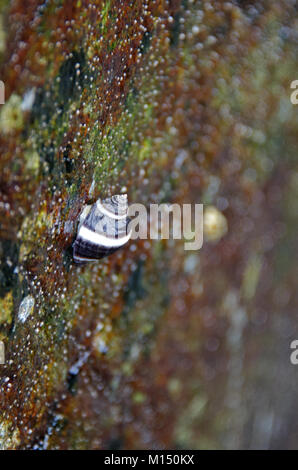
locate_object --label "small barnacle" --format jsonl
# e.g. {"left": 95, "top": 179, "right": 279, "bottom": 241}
{"left": 18, "top": 295, "right": 35, "bottom": 323}
{"left": 73, "top": 194, "right": 132, "bottom": 264}
{"left": 21, "top": 88, "right": 36, "bottom": 112}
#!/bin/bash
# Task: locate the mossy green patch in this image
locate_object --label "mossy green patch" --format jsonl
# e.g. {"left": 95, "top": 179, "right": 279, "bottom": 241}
{"left": 0, "top": 291, "right": 13, "bottom": 325}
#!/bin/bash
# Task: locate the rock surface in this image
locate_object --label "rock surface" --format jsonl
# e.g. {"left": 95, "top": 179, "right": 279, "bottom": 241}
{"left": 0, "top": 0, "right": 298, "bottom": 449}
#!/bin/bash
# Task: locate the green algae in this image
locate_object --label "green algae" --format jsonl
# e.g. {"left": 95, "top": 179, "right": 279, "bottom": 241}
{"left": 0, "top": 290, "right": 13, "bottom": 325}
{"left": 0, "top": 93, "right": 23, "bottom": 133}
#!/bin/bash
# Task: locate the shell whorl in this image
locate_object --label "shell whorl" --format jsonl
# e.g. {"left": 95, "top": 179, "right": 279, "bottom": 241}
{"left": 100, "top": 194, "right": 128, "bottom": 218}
{"left": 73, "top": 194, "right": 131, "bottom": 264}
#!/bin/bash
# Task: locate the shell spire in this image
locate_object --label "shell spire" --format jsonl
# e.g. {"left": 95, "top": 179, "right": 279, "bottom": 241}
{"left": 73, "top": 194, "right": 131, "bottom": 264}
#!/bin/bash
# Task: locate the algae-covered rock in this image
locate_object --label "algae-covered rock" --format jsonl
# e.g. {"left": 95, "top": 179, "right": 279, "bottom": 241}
{"left": 0, "top": 0, "right": 298, "bottom": 449}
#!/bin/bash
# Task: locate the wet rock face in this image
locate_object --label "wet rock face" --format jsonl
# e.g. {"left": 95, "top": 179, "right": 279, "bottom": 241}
{"left": 0, "top": 0, "right": 298, "bottom": 449}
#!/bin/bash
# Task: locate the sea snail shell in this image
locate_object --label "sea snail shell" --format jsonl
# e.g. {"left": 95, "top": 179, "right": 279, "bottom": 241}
{"left": 73, "top": 194, "right": 131, "bottom": 264}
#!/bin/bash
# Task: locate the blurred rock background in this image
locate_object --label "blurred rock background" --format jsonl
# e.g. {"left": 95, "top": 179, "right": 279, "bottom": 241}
{"left": 0, "top": 0, "right": 298, "bottom": 449}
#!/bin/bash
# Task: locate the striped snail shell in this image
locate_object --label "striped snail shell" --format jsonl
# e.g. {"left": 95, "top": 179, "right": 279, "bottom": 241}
{"left": 73, "top": 194, "right": 131, "bottom": 264}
